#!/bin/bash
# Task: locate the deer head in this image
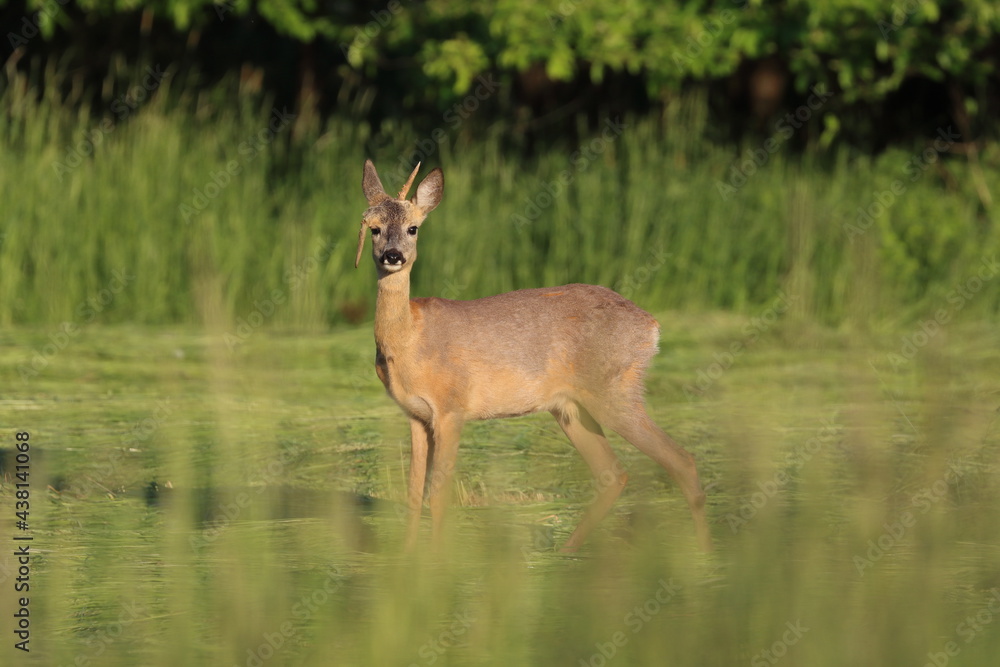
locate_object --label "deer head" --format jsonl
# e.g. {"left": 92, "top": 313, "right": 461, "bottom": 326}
{"left": 355, "top": 160, "right": 444, "bottom": 273}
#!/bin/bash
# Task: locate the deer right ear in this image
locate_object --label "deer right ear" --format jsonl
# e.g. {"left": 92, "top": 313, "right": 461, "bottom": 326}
{"left": 412, "top": 168, "right": 444, "bottom": 214}
{"left": 362, "top": 160, "right": 388, "bottom": 206}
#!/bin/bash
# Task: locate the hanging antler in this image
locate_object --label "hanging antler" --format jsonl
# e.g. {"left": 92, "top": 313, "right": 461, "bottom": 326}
{"left": 354, "top": 220, "right": 369, "bottom": 269}
{"left": 398, "top": 162, "right": 421, "bottom": 199}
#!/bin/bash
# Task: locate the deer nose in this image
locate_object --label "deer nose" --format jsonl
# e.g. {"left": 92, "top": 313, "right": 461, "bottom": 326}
{"left": 381, "top": 249, "right": 405, "bottom": 266}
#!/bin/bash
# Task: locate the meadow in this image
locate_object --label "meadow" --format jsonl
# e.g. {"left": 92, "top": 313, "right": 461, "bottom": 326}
{"left": 1, "top": 71, "right": 1000, "bottom": 666}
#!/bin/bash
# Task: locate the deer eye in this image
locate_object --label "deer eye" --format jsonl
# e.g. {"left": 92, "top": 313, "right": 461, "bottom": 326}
{"left": 407, "top": 226, "right": 418, "bottom": 236}
{"left": 370, "top": 227, "right": 381, "bottom": 236}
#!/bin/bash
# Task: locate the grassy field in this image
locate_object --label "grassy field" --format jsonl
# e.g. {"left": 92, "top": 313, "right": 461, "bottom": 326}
{"left": 2, "top": 70, "right": 1000, "bottom": 665}
{"left": 1, "top": 66, "right": 999, "bottom": 329}
{"left": 1, "top": 314, "right": 999, "bottom": 666}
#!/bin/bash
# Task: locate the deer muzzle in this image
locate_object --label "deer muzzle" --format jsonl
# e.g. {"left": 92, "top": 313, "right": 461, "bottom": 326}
{"left": 380, "top": 249, "right": 405, "bottom": 268}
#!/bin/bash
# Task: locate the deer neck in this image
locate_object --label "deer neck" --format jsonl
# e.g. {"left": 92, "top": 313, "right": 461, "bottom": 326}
{"left": 374, "top": 269, "right": 415, "bottom": 353}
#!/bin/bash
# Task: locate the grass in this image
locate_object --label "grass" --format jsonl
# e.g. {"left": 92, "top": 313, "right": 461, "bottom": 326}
{"left": 2, "top": 65, "right": 1000, "bottom": 666}
{"left": 1, "top": 65, "right": 999, "bottom": 329}
{"left": 1, "top": 314, "right": 999, "bottom": 665}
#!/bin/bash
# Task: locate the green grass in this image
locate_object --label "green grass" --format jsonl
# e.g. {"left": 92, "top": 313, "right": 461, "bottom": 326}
{"left": 1, "top": 67, "right": 999, "bottom": 329}
{"left": 2, "top": 66, "right": 1000, "bottom": 666}
{"left": 1, "top": 316, "right": 999, "bottom": 666}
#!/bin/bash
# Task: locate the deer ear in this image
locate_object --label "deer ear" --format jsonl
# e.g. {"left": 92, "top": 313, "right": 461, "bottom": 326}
{"left": 412, "top": 168, "right": 444, "bottom": 214}
{"left": 362, "top": 160, "right": 388, "bottom": 206}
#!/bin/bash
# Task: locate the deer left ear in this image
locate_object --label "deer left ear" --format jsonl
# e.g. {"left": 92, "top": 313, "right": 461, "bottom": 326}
{"left": 362, "top": 160, "right": 389, "bottom": 207}
{"left": 412, "top": 168, "right": 444, "bottom": 214}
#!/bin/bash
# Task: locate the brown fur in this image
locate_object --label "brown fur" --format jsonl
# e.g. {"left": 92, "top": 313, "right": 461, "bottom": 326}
{"left": 355, "top": 160, "right": 712, "bottom": 551}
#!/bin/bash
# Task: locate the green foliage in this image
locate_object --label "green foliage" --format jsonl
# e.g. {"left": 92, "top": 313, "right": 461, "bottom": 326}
{"left": 0, "top": 69, "right": 998, "bottom": 329}
{"left": 5, "top": 0, "right": 999, "bottom": 122}
{"left": 9, "top": 0, "right": 335, "bottom": 39}
{"left": 421, "top": 35, "right": 490, "bottom": 94}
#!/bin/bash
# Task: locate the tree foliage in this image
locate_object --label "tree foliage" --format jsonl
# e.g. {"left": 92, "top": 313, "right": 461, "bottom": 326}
{"left": 3, "top": 0, "right": 999, "bottom": 139}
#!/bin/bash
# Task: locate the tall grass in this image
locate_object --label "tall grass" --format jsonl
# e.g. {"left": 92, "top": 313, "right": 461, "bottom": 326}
{"left": 1, "top": 319, "right": 999, "bottom": 666}
{"left": 1, "top": 64, "right": 998, "bottom": 330}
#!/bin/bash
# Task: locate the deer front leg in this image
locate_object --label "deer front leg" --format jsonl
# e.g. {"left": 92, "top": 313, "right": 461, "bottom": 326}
{"left": 406, "top": 416, "right": 432, "bottom": 549}
{"left": 426, "top": 413, "right": 464, "bottom": 545}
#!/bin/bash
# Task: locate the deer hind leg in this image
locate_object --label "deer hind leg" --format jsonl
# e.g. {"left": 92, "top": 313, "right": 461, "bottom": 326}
{"left": 601, "top": 404, "right": 713, "bottom": 551}
{"left": 552, "top": 401, "right": 628, "bottom": 552}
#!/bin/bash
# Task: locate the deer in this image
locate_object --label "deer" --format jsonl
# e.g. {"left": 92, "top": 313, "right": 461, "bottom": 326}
{"left": 354, "top": 159, "right": 712, "bottom": 552}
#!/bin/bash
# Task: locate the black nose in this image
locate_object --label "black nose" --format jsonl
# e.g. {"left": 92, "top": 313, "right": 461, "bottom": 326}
{"left": 381, "top": 249, "right": 405, "bottom": 266}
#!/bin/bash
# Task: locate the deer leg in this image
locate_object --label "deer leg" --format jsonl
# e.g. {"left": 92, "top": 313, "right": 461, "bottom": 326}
{"left": 405, "top": 417, "right": 432, "bottom": 549}
{"left": 607, "top": 408, "right": 713, "bottom": 551}
{"left": 426, "top": 413, "right": 464, "bottom": 544}
{"left": 552, "top": 402, "right": 628, "bottom": 552}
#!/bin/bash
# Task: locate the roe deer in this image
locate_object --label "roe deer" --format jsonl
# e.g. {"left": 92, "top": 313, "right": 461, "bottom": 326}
{"left": 354, "top": 160, "right": 712, "bottom": 551}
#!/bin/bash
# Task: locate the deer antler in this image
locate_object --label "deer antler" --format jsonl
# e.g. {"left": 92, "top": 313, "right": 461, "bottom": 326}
{"left": 398, "top": 162, "right": 421, "bottom": 199}
{"left": 354, "top": 220, "right": 368, "bottom": 269}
